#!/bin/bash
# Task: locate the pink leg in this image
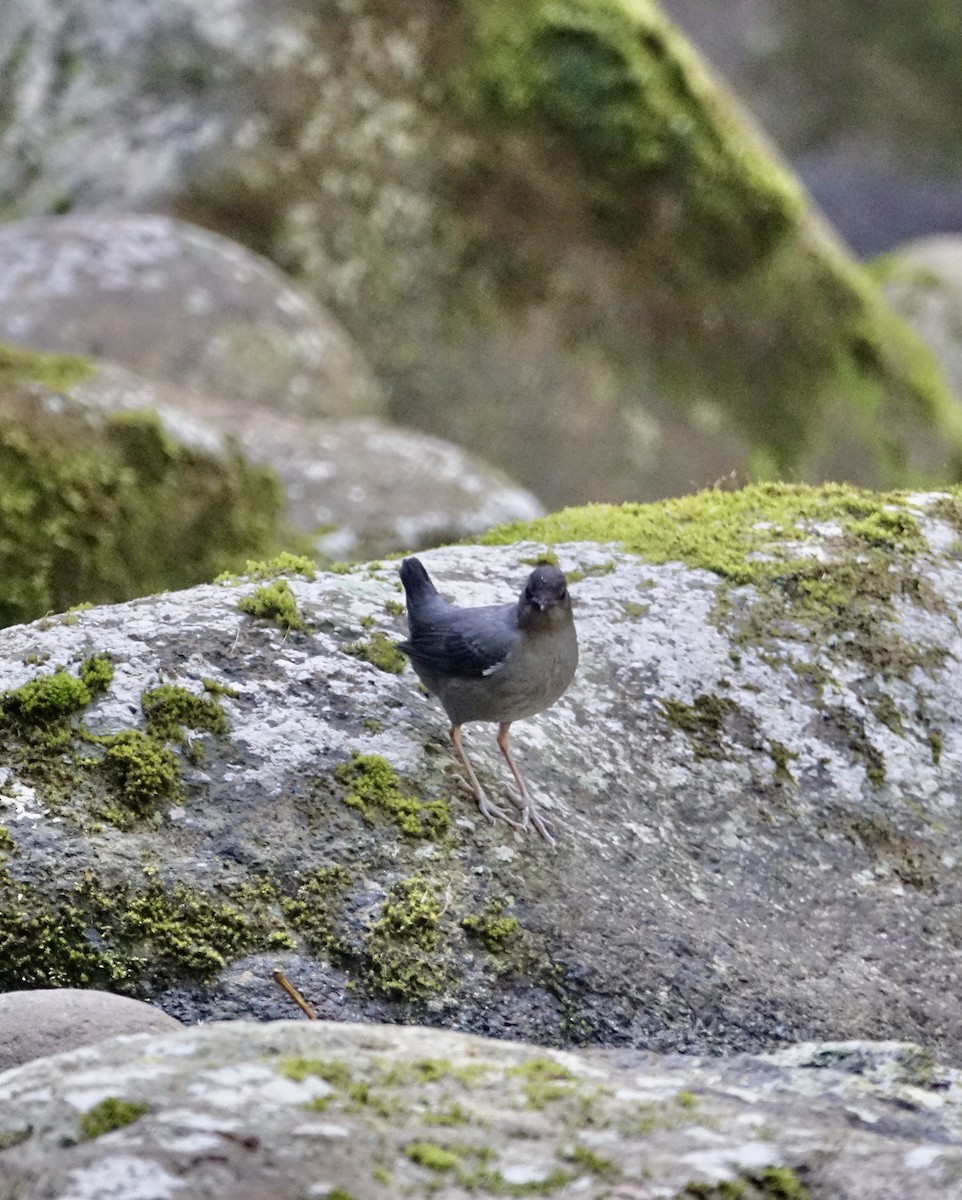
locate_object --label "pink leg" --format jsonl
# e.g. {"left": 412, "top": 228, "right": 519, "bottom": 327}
{"left": 451, "top": 725, "right": 515, "bottom": 826}
{"left": 497, "top": 723, "right": 555, "bottom": 846}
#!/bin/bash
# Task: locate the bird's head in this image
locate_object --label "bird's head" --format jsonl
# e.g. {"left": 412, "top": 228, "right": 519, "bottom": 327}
{"left": 517, "top": 565, "right": 573, "bottom": 630}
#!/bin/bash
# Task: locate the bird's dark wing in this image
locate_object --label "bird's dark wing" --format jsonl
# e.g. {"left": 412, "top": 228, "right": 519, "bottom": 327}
{"left": 398, "top": 603, "right": 518, "bottom": 678}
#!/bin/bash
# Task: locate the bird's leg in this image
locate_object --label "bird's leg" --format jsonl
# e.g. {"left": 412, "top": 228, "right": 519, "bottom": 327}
{"left": 450, "top": 725, "right": 516, "bottom": 827}
{"left": 497, "top": 723, "right": 556, "bottom": 846}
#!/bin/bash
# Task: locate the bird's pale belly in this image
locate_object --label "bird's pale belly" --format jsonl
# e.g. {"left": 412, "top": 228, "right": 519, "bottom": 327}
{"left": 416, "top": 627, "right": 578, "bottom": 727}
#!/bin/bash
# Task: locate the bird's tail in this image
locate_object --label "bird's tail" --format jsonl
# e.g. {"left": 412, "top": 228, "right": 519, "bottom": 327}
{"left": 399, "top": 557, "right": 440, "bottom": 611}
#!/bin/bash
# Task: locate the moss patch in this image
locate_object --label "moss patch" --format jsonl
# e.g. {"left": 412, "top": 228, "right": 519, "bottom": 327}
{"left": 447, "top": 0, "right": 961, "bottom": 488}
{"left": 0, "top": 663, "right": 230, "bottom": 827}
{"left": 344, "top": 630, "right": 407, "bottom": 674}
{"left": 336, "top": 752, "right": 451, "bottom": 840}
{"left": 0, "top": 374, "right": 292, "bottom": 629}
{"left": 0, "top": 866, "right": 292, "bottom": 992}
{"left": 461, "top": 900, "right": 520, "bottom": 951}
{"left": 238, "top": 579, "right": 307, "bottom": 632}
{"left": 281, "top": 865, "right": 353, "bottom": 960}
{"left": 215, "top": 551, "right": 317, "bottom": 584}
{"left": 484, "top": 483, "right": 948, "bottom": 682}
{"left": 78, "top": 1097, "right": 149, "bottom": 1141}
{"left": 363, "top": 874, "right": 451, "bottom": 999}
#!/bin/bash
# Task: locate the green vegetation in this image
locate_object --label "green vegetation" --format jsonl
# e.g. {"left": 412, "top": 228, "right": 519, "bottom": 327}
{"left": 507, "top": 1056, "right": 578, "bottom": 1109}
{"left": 461, "top": 900, "right": 520, "bottom": 950}
{"left": 0, "top": 350, "right": 291, "bottom": 629}
{"left": 362, "top": 874, "right": 450, "bottom": 999}
{"left": 336, "top": 752, "right": 451, "bottom": 840}
{"left": 680, "top": 1167, "right": 812, "bottom": 1199}
{"left": 238, "top": 579, "right": 307, "bottom": 632}
{"left": 0, "top": 868, "right": 292, "bottom": 991}
{"left": 659, "top": 694, "right": 737, "bottom": 761}
{"left": 0, "top": 662, "right": 230, "bottom": 826}
{"left": 215, "top": 551, "right": 317, "bottom": 584}
{"left": 452, "top": 0, "right": 961, "bottom": 485}
{"left": 78, "top": 1097, "right": 149, "bottom": 1141}
{"left": 281, "top": 865, "right": 353, "bottom": 960}
{"left": 484, "top": 483, "right": 948, "bottom": 683}
{"left": 344, "top": 630, "right": 407, "bottom": 674}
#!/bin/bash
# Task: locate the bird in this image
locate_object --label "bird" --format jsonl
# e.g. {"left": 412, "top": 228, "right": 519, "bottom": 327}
{"left": 397, "top": 557, "right": 578, "bottom": 845}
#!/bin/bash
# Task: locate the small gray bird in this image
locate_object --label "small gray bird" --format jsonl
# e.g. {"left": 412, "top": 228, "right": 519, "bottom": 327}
{"left": 397, "top": 557, "right": 578, "bottom": 844}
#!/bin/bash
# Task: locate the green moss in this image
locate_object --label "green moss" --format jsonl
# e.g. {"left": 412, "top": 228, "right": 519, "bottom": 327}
{"left": 215, "top": 551, "right": 317, "bottom": 584}
{"left": 403, "top": 1141, "right": 463, "bottom": 1172}
{"left": 78, "top": 1097, "right": 149, "bottom": 1141}
{"left": 0, "top": 826, "right": 16, "bottom": 855}
{"left": 384, "top": 598, "right": 405, "bottom": 617}
{"left": 201, "top": 676, "right": 241, "bottom": 698}
{"left": 680, "top": 1169, "right": 812, "bottom": 1200}
{"left": 450, "top": 3, "right": 960, "bottom": 483}
{"left": 280, "top": 1057, "right": 354, "bottom": 1088}
{"left": 659, "top": 694, "right": 736, "bottom": 761}
{"left": 507, "top": 1056, "right": 578, "bottom": 1109}
{"left": 238, "top": 579, "right": 307, "bottom": 632}
{"left": 561, "top": 1144, "right": 617, "bottom": 1177}
{"left": 0, "top": 1127, "right": 31, "bottom": 1150}
{"left": 520, "top": 550, "right": 560, "bottom": 566}
{"left": 336, "top": 752, "right": 451, "bottom": 840}
{"left": 362, "top": 874, "right": 450, "bottom": 999}
{"left": 0, "top": 868, "right": 289, "bottom": 990}
{"left": 0, "top": 388, "right": 292, "bottom": 629}
{"left": 281, "top": 865, "right": 353, "bottom": 959}
{"left": 461, "top": 900, "right": 520, "bottom": 950}
{"left": 99, "top": 730, "right": 181, "bottom": 816}
{"left": 142, "top": 685, "right": 229, "bottom": 742}
{"left": 484, "top": 483, "right": 948, "bottom": 685}
{"left": 344, "top": 630, "right": 407, "bottom": 674}
{"left": 1, "top": 668, "right": 93, "bottom": 725}
{"left": 0, "top": 343, "right": 94, "bottom": 392}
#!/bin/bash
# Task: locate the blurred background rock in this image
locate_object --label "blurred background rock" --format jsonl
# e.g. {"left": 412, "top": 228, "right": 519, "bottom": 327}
{"left": 1, "top": 0, "right": 962, "bottom": 620}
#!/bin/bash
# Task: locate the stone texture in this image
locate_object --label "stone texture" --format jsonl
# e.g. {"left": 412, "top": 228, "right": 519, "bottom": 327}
{"left": 0, "top": 1020, "right": 960, "bottom": 1199}
{"left": 883, "top": 235, "right": 962, "bottom": 408}
{"left": 0, "top": 0, "right": 955, "bottom": 505}
{"left": 70, "top": 361, "right": 545, "bottom": 561}
{"left": 1, "top": 489, "right": 962, "bottom": 1063}
{"left": 0, "top": 213, "right": 383, "bottom": 418}
{"left": 0, "top": 989, "right": 180, "bottom": 1073}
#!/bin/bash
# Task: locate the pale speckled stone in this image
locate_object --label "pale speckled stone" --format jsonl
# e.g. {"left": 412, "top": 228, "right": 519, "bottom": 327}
{"left": 0, "top": 1022, "right": 961, "bottom": 1199}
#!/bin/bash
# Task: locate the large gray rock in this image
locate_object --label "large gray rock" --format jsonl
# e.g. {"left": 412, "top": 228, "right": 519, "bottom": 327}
{"left": 1, "top": 484, "right": 961, "bottom": 1065}
{"left": 0, "top": 1021, "right": 959, "bottom": 1199}
{"left": 0, "top": 989, "right": 180, "bottom": 1072}
{"left": 0, "top": 213, "right": 383, "bottom": 418}
{"left": 70, "top": 361, "right": 545, "bottom": 560}
{"left": 0, "top": 0, "right": 954, "bottom": 506}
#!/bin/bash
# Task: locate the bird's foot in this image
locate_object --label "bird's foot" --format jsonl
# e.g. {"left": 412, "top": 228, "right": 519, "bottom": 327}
{"left": 458, "top": 779, "right": 520, "bottom": 828}
{"left": 505, "top": 786, "right": 556, "bottom": 847}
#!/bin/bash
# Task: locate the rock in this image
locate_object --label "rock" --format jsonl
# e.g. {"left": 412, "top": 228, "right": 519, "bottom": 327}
{"left": 198, "top": 411, "right": 546, "bottom": 561}
{"left": 1, "top": 483, "right": 962, "bottom": 1064}
{"left": 0, "top": 0, "right": 955, "bottom": 504}
{"left": 0, "top": 344, "right": 291, "bottom": 629}
{"left": 70, "top": 360, "right": 545, "bottom": 561}
{"left": 0, "top": 213, "right": 383, "bottom": 418}
{"left": 661, "top": 1, "right": 962, "bottom": 257}
{"left": 0, "top": 1020, "right": 959, "bottom": 1198}
{"left": 882, "top": 235, "right": 962, "bottom": 407}
{"left": 0, "top": 989, "right": 180, "bottom": 1072}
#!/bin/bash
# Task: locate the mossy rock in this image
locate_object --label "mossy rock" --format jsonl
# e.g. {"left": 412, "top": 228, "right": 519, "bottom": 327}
{"left": 0, "top": 344, "right": 295, "bottom": 628}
